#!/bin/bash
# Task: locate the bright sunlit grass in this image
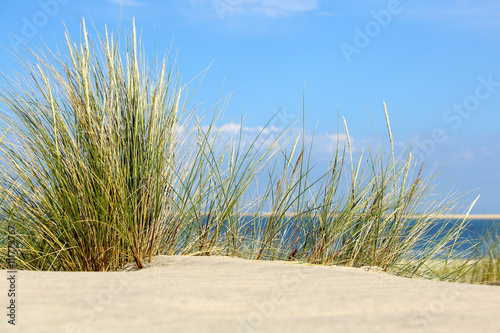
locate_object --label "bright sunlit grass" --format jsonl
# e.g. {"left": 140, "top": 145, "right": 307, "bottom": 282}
{"left": 0, "top": 18, "right": 498, "bottom": 284}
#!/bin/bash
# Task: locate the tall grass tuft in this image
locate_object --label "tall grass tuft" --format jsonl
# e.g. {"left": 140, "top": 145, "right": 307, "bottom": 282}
{"left": 0, "top": 18, "right": 492, "bottom": 282}
{"left": 0, "top": 19, "right": 181, "bottom": 270}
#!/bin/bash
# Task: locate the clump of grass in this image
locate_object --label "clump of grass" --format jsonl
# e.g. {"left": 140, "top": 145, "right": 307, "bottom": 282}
{"left": 0, "top": 18, "right": 491, "bottom": 282}
{"left": 227, "top": 104, "right": 477, "bottom": 281}
{"left": 0, "top": 19, "right": 181, "bottom": 270}
{"left": 432, "top": 229, "right": 500, "bottom": 284}
{"left": 466, "top": 245, "right": 500, "bottom": 284}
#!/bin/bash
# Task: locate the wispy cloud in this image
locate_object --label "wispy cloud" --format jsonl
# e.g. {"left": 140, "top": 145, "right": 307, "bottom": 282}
{"left": 176, "top": 121, "right": 354, "bottom": 162}
{"left": 406, "top": 0, "right": 500, "bottom": 29}
{"left": 201, "top": 123, "right": 293, "bottom": 149}
{"left": 306, "top": 132, "right": 352, "bottom": 159}
{"left": 246, "top": 0, "right": 321, "bottom": 17}
{"left": 107, "top": 0, "right": 145, "bottom": 7}
{"left": 193, "top": 0, "right": 321, "bottom": 18}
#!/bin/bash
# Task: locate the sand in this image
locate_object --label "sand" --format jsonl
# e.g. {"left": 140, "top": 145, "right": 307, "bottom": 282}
{"left": 2, "top": 255, "right": 500, "bottom": 333}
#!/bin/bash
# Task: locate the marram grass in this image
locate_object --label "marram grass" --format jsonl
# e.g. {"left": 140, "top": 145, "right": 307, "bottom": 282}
{"left": 0, "top": 19, "right": 181, "bottom": 271}
{"left": 0, "top": 18, "right": 497, "bottom": 284}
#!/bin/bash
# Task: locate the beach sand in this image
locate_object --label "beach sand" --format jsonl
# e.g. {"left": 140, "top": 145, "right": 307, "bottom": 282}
{"left": 2, "top": 255, "right": 500, "bottom": 332}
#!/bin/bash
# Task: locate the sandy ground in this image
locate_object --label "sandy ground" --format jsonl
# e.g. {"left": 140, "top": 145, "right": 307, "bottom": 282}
{"left": 1, "top": 255, "right": 500, "bottom": 333}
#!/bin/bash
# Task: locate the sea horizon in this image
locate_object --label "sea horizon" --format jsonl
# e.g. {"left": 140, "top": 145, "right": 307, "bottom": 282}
{"left": 235, "top": 212, "right": 500, "bottom": 220}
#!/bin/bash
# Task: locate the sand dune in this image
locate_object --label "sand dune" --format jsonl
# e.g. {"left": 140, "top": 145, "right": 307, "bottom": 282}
{"left": 2, "top": 255, "right": 500, "bottom": 332}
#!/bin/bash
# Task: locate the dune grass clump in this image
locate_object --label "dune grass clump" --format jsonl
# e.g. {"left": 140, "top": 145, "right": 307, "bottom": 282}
{"left": 212, "top": 106, "right": 478, "bottom": 281}
{"left": 465, "top": 244, "right": 500, "bottom": 284}
{"left": 0, "top": 18, "right": 493, "bottom": 282}
{"left": 432, "top": 232, "right": 500, "bottom": 284}
{"left": 0, "top": 19, "right": 181, "bottom": 270}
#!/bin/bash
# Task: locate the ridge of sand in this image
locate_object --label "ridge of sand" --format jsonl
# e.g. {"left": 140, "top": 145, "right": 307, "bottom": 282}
{"left": 2, "top": 255, "right": 500, "bottom": 333}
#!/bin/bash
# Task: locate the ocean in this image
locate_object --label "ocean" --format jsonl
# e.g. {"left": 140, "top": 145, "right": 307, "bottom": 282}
{"left": 236, "top": 215, "right": 500, "bottom": 258}
{"left": 438, "top": 218, "right": 500, "bottom": 254}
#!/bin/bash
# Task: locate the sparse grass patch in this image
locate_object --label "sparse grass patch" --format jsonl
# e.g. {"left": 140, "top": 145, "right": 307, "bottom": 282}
{"left": 430, "top": 233, "right": 500, "bottom": 284}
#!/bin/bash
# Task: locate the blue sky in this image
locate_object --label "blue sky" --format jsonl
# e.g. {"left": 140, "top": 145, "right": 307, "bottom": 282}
{"left": 0, "top": 0, "right": 499, "bottom": 213}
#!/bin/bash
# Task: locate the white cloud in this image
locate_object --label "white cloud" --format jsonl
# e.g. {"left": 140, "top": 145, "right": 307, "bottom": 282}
{"left": 406, "top": 1, "right": 500, "bottom": 29}
{"left": 197, "top": 0, "right": 321, "bottom": 17}
{"left": 459, "top": 149, "right": 475, "bottom": 161}
{"left": 107, "top": 0, "right": 145, "bottom": 7}
{"left": 176, "top": 121, "right": 355, "bottom": 160}
{"left": 247, "top": 0, "right": 321, "bottom": 17}
{"left": 307, "top": 132, "right": 353, "bottom": 161}
{"left": 200, "top": 123, "right": 286, "bottom": 150}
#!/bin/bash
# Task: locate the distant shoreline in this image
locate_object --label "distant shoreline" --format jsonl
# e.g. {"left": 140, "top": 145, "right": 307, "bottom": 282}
{"left": 425, "top": 214, "right": 500, "bottom": 220}
{"left": 236, "top": 213, "right": 500, "bottom": 220}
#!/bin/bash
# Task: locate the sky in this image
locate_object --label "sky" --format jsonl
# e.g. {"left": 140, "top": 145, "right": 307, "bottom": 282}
{"left": 0, "top": 0, "right": 499, "bottom": 213}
